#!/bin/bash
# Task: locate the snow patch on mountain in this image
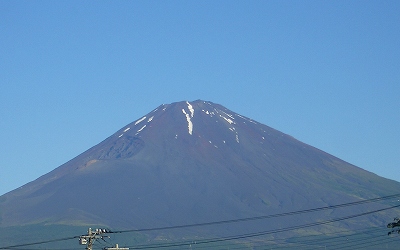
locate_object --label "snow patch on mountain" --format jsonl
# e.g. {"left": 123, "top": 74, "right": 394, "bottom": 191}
{"left": 135, "top": 116, "right": 147, "bottom": 125}
{"left": 221, "top": 115, "right": 234, "bottom": 124}
{"left": 136, "top": 125, "right": 147, "bottom": 135}
{"left": 202, "top": 109, "right": 216, "bottom": 117}
{"left": 117, "top": 127, "right": 131, "bottom": 138}
{"left": 182, "top": 109, "right": 193, "bottom": 135}
{"left": 187, "top": 101, "right": 194, "bottom": 117}
{"left": 236, "top": 114, "right": 257, "bottom": 124}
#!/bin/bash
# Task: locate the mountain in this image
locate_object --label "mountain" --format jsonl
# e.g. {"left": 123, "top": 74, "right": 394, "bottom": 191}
{"left": 1, "top": 100, "right": 399, "bottom": 244}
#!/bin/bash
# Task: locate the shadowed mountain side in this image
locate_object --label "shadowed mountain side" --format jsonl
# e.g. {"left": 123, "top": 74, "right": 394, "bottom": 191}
{"left": 1, "top": 100, "right": 399, "bottom": 238}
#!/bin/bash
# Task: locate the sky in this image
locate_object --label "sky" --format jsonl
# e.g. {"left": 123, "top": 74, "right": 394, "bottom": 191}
{"left": 1, "top": 1, "right": 399, "bottom": 196}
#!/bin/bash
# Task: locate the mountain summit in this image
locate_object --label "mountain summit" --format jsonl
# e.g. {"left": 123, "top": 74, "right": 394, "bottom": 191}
{"left": 1, "top": 100, "right": 399, "bottom": 236}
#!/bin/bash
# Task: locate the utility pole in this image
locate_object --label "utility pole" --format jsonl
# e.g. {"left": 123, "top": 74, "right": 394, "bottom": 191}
{"left": 105, "top": 244, "right": 129, "bottom": 250}
{"left": 79, "top": 228, "right": 110, "bottom": 250}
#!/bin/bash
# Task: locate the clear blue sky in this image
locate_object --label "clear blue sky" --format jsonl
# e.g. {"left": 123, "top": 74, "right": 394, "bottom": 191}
{"left": 1, "top": 1, "right": 399, "bottom": 196}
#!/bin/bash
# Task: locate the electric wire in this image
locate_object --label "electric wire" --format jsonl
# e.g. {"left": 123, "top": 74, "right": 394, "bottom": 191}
{"left": 285, "top": 225, "right": 400, "bottom": 249}
{"left": 274, "top": 226, "right": 384, "bottom": 247}
{"left": 272, "top": 231, "right": 386, "bottom": 249}
{"left": 347, "top": 236, "right": 399, "bottom": 250}
{"left": 1, "top": 194, "right": 399, "bottom": 250}
{"left": 109, "top": 193, "right": 400, "bottom": 234}
{"left": 252, "top": 226, "right": 397, "bottom": 249}
{"left": 251, "top": 233, "right": 391, "bottom": 250}
{"left": 122, "top": 204, "right": 400, "bottom": 249}
{"left": 266, "top": 224, "right": 379, "bottom": 244}
{"left": 253, "top": 224, "right": 400, "bottom": 249}
{"left": 342, "top": 228, "right": 398, "bottom": 249}
{"left": 0, "top": 236, "right": 79, "bottom": 250}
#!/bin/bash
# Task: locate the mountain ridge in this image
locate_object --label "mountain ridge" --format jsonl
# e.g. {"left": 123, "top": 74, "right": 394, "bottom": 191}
{"left": 1, "top": 100, "right": 399, "bottom": 237}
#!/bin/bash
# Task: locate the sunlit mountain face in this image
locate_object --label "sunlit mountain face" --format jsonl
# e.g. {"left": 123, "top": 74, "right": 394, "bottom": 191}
{"left": 1, "top": 100, "right": 399, "bottom": 239}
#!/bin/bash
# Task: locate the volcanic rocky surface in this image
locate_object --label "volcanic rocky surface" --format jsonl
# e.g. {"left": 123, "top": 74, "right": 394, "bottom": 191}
{"left": 1, "top": 100, "right": 399, "bottom": 237}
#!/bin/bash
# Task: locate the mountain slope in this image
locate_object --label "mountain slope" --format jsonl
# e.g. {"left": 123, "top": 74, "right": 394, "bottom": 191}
{"left": 1, "top": 100, "right": 399, "bottom": 237}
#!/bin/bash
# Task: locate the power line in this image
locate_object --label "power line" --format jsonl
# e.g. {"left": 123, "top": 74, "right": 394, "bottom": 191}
{"left": 345, "top": 236, "right": 399, "bottom": 250}
{"left": 280, "top": 229, "right": 387, "bottom": 250}
{"left": 1, "top": 194, "right": 399, "bottom": 250}
{"left": 0, "top": 236, "right": 79, "bottom": 250}
{"left": 122, "top": 204, "right": 400, "bottom": 249}
{"left": 254, "top": 224, "right": 400, "bottom": 249}
{"left": 253, "top": 226, "right": 380, "bottom": 249}
{"left": 110, "top": 193, "right": 400, "bottom": 234}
